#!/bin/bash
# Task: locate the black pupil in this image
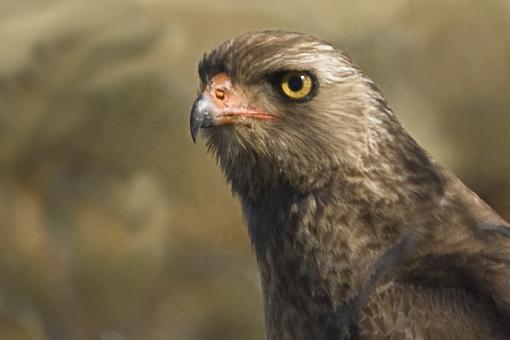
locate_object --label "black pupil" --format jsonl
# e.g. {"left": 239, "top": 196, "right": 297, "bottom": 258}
{"left": 288, "top": 75, "right": 304, "bottom": 92}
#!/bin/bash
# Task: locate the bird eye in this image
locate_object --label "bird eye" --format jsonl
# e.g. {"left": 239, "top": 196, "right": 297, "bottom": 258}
{"left": 278, "top": 71, "right": 315, "bottom": 101}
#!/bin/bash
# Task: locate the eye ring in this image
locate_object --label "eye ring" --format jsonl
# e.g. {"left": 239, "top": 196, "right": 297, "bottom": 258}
{"left": 271, "top": 71, "right": 317, "bottom": 101}
{"left": 280, "top": 72, "right": 314, "bottom": 100}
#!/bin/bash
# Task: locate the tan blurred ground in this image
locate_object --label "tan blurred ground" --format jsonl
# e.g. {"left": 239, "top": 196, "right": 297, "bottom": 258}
{"left": 0, "top": 1, "right": 509, "bottom": 339}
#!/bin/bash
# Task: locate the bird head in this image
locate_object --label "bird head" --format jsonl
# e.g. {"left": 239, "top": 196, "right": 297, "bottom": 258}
{"left": 190, "top": 31, "right": 395, "bottom": 199}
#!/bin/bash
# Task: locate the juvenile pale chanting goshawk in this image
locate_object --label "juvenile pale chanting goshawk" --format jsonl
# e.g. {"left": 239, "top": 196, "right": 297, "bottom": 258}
{"left": 189, "top": 31, "right": 510, "bottom": 340}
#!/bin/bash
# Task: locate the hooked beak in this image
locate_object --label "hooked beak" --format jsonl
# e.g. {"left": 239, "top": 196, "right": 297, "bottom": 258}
{"left": 190, "top": 94, "right": 215, "bottom": 143}
{"left": 190, "top": 72, "right": 277, "bottom": 143}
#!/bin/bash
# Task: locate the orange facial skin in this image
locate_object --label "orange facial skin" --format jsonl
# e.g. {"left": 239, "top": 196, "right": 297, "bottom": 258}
{"left": 204, "top": 73, "right": 278, "bottom": 126}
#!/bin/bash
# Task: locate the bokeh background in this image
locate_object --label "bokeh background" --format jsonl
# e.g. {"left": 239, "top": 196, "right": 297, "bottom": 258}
{"left": 1, "top": 0, "right": 509, "bottom": 339}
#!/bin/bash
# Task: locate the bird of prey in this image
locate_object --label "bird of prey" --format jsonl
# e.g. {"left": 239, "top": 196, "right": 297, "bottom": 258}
{"left": 189, "top": 31, "right": 510, "bottom": 340}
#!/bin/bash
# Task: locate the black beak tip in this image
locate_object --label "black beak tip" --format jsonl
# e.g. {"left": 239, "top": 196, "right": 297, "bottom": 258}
{"left": 190, "top": 101, "right": 203, "bottom": 144}
{"left": 190, "top": 118, "right": 200, "bottom": 144}
{"left": 190, "top": 129, "right": 197, "bottom": 144}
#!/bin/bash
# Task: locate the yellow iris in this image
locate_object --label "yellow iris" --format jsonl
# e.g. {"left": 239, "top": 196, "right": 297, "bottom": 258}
{"left": 280, "top": 72, "right": 314, "bottom": 99}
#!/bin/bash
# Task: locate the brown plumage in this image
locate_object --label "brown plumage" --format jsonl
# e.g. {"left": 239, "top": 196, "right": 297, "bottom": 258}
{"left": 189, "top": 31, "right": 510, "bottom": 339}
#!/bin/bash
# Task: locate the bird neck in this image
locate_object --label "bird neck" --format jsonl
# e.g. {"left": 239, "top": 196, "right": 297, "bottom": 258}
{"left": 240, "top": 177, "right": 411, "bottom": 339}
{"left": 239, "top": 142, "right": 445, "bottom": 339}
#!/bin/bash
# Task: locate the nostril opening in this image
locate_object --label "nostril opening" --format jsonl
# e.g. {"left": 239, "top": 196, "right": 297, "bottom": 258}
{"left": 215, "top": 89, "right": 225, "bottom": 100}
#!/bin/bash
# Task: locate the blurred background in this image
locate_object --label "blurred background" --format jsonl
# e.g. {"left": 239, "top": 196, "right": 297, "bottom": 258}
{"left": 0, "top": 0, "right": 509, "bottom": 339}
